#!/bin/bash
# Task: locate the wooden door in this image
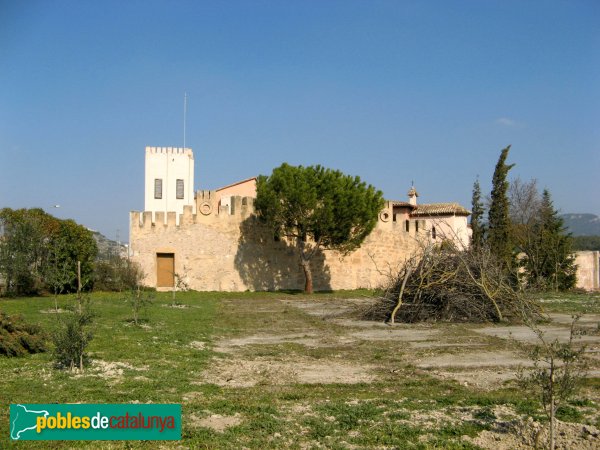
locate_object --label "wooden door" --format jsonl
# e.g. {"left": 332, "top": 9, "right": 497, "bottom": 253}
{"left": 156, "top": 253, "right": 175, "bottom": 287}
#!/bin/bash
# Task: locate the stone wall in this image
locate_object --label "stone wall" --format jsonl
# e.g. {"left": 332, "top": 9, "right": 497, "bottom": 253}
{"left": 130, "top": 193, "right": 423, "bottom": 291}
{"left": 575, "top": 251, "right": 600, "bottom": 291}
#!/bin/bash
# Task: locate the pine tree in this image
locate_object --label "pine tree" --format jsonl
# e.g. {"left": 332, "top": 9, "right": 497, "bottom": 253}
{"left": 536, "top": 190, "right": 576, "bottom": 290}
{"left": 470, "top": 178, "right": 485, "bottom": 250}
{"left": 488, "top": 146, "right": 515, "bottom": 269}
{"left": 255, "top": 163, "right": 384, "bottom": 293}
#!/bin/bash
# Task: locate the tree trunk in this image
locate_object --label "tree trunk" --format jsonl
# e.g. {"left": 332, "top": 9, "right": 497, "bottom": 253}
{"left": 298, "top": 238, "right": 313, "bottom": 293}
{"left": 550, "top": 361, "right": 555, "bottom": 450}
{"left": 77, "top": 260, "right": 82, "bottom": 313}
{"left": 301, "top": 258, "right": 313, "bottom": 294}
{"left": 390, "top": 265, "right": 412, "bottom": 324}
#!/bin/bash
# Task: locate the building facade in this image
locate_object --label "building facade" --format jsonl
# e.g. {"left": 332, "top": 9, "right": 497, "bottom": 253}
{"left": 130, "top": 147, "right": 471, "bottom": 291}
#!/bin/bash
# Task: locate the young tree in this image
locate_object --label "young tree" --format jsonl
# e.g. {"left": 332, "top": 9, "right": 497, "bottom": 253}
{"left": 45, "top": 233, "right": 73, "bottom": 310}
{"left": 470, "top": 178, "right": 485, "bottom": 251}
{"left": 255, "top": 163, "right": 384, "bottom": 293}
{"left": 53, "top": 296, "right": 94, "bottom": 371}
{"left": 488, "top": 146, "right": 515, "bottom": 270}
{"left": 518, "top": 317, "right": 588, "bottom": 450}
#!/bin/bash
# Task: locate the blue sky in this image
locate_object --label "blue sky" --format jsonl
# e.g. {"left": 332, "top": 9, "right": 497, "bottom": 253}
{"left": 1, "top": 0, "right": 598, "bottom": 241}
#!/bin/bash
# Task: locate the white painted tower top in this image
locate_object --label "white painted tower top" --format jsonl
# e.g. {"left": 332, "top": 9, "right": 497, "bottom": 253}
{"left": 144, "top": 146, "right": 195, "bottom": 223}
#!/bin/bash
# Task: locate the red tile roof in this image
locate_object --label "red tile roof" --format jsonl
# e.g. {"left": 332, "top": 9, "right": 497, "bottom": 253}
{"left": 411, "top": 203, "right": 471, "bottom": 216}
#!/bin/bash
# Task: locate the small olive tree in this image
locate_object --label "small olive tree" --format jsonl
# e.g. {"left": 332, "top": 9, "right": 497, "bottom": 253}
{"left": 122, "top": 263, "right": 153, "bottom": 325}
{"left": 53, "top": 262, "right": 95, "bottom": 371}
{"left": 126, "top": 285, "right": 154, "bottom": 325}
{"left": 518, "top": 317, "right": 588, "bottom": 450}
{"left": 53, "top": 296, "right": 94, "bottom": 371}
{"left": 255, "top": 163, "right": 384, "bottom": 293}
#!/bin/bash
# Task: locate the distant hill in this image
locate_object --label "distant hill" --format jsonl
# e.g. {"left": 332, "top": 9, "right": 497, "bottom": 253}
{"left": 92, "top": 231, "right": 128, "bottom": 260}
{"left": 561, "top": 213, "right": 600, "bottom": 236}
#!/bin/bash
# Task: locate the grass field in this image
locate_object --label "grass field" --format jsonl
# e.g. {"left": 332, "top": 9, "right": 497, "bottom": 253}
{"left": 1, "top": 290, "right": 599, "bottom": 449}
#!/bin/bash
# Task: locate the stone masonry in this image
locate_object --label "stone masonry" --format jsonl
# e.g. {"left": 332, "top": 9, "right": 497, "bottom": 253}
{"left": 130, "top": 192, "right": 424, "bottom": 291}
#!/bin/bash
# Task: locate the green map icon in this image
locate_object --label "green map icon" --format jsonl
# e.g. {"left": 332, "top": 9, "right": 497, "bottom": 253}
{"left": 10, "top": 404, "right": 49, "bottom": 440}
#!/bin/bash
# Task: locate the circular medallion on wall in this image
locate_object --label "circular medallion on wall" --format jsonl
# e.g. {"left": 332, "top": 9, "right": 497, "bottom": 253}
{"left": 199, "top": 202, "right": 212, "bottom": 215}
{"left": 379, "top": 210, "right": 391, "bottom": 222}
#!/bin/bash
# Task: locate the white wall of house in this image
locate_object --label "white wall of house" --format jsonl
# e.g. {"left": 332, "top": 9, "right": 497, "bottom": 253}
{"left": 144, "top": 147, "right": 195, "bottom": 223}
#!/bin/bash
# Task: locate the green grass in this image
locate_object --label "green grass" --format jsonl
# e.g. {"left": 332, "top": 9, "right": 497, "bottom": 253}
{"left": 531, "top": 291, "right": 600, "bottom": 314}
{"left": 1, "top": 291, "right": 217, "bottom": 448}
{"left": 1, "top": 290, "right": 598, "bottom": 449}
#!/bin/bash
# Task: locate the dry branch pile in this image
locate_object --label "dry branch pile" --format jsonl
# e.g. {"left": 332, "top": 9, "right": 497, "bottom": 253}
{"left": 364, "top": 243, "right": 541, "bottom": 323}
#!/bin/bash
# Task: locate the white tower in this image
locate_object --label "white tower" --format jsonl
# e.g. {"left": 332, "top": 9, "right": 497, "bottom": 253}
{"left": 144, "top": 146, "right": 195, "bottom": 222}
{"left": 408, "top": 185, "right": 419, "bottom": 206}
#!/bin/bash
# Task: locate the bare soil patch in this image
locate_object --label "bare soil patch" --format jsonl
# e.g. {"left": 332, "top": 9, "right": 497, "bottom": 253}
{"left": 474, "top": 325, "right": 600, "bottom": 344}
{"left": 39, "top": 308, "right": 67, "bottom": 314}
{"left": 209, "top": 298, "right": 600, "bottom": 390}
{"left": 189, "top": 340, "right": 207, "bottom": 350}
{"left": 198, "top": 296, "right": 600, "bottom": 448}
{"left": 281, "top": 298, "right": 368, "bottom": 318}
{"left": 214, "top": 332, "right": 321, "bottom": 353}
{"left": 73, "top": 360, "right": 149, "bottom": 382}
{"left": 348, "top": 327, "right": 439, "bottom": 342}
{"left": 416, "top": 350, "right": 532, "bottom": 369}
{"left": 465, "top": 418, "right": 600, "bottom": 450}
{"left": 415, "top": 350, "right": 535, "bottom": 389}
{"left": 199, "top": 356, "right": 375, "bottom": 387}
{"left": 547, "top": 312, "right": 600, "bottom": 327}
{"left": 190, "top": 413, "right": 243, "bottom": 432}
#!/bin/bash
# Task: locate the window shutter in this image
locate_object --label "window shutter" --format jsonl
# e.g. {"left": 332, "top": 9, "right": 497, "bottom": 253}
{"left": 154, "top": 179, "right": 163, "bottom": 199}
{"left": 176, "top": 179, "right": 184, "bottom": 199}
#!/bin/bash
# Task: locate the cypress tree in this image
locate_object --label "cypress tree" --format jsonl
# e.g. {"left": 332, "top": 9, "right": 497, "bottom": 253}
{"left": 470, "top": 177, "right": 485, "bottom": 250}
{"left": 488, "top": 146, "right": 515, "bottom": 269}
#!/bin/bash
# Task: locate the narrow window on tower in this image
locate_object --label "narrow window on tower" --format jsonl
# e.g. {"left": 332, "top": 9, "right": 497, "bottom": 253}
{"left": 154, "top": 179, "right": 163, "bottom": 199}
{"left": 176, "top": 179, "right": 184, "bottom": 199}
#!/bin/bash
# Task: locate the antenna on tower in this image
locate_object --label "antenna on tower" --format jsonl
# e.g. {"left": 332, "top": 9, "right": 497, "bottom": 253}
{"left": 183, "top": 92, "right": 187, "bottom": 149}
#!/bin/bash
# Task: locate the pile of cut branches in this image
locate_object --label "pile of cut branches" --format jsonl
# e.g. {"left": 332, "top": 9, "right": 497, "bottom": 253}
{"left": 0, "top": 311, "right": 47, "bottom": 356}
{"left": 363, "top": 243, "right": 541, "bottom": 323}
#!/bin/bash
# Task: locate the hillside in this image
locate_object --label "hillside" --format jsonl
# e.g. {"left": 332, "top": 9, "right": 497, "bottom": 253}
{"left": 561, "top": 213, "right": 600, "bottom": 236}
{"left": 92, "top": 231, "right": 127, "bottom": 260}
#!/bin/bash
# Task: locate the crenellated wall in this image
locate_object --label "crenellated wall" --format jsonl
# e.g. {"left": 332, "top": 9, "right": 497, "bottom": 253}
{"left": 130, "top": 196, "right": 424, "bottom": 291}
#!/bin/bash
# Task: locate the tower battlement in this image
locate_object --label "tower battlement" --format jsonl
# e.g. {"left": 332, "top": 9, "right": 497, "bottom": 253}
{"left": 131, "top": 195, "right": 256, "bottom": 229}
{"left": 144, "top": 146, "right": 195, "bottom": 221}
{"left": 145, "top": 146, "right": 194, "bottom": 158}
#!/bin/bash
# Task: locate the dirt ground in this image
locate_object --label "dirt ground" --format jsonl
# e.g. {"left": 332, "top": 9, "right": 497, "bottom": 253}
{"left": 201, "top": 297, "right": 600, "bottom": 448}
